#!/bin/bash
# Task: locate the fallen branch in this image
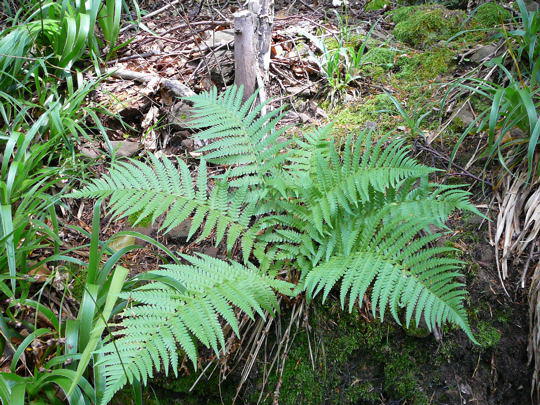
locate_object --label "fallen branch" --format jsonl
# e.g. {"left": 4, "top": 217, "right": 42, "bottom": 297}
{"left": 120, "top": 0, "right": 182, "bottom": 33}
{"left": 106, "top": 68, "right": 195, "bottom": 98}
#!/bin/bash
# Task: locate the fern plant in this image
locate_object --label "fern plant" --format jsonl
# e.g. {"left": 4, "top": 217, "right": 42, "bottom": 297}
{"left": 69, "top": 85, "right": 480, "bottom": 403}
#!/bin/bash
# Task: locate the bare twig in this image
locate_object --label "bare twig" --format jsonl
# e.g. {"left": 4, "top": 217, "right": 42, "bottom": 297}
{"left": 120, "top": 0, "right": 183, "bottom": 33}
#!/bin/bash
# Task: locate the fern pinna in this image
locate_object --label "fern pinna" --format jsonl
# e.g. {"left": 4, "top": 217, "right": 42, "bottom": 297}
{"left": 70, "top": 85, "right": 479, "bottom": 403}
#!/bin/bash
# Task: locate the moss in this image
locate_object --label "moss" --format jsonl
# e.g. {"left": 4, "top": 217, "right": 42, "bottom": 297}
{"left": 391, "top": 5, "right": 465, "bottom": 48}
{"left": 127, "top": 211, "right": 153, "bottom": 227}
{"left": 331, "top": 93, "right": 398, "bottom": 135}
{"left": 360, "top": 47, "right": 398, "bottom": 78}
{"left": 475, "top": 321, "right": 502, "bottom": 349}
{"left": 324, "top": 33, "right": 369, "bottom": 52}
{"left": 384, "top": 353, "right": 430, "bottom": 405}
{"left": 405, "top": 324, "right": 431, "bottom": 338}
{"left": 365, "top": 0, "right": 389, "bottom": 11}
{"left": 434, "top": 340, "right": 460, "bottom": 365}
{"left": 256, "top": 302, "right": 441, "bottom": 405}
{"left": 470, "top": 2, "right": 511, "bottom": 28}
{"left": 127, "top": 367, "right": 237, "bottom": 405}
{"left": 396, "top": 47, "right": 455, "bottom": 81}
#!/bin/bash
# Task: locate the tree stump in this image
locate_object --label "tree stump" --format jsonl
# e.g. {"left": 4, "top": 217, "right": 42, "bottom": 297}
{"left": 234, "top": 10, "right": 258, "bottom": 101}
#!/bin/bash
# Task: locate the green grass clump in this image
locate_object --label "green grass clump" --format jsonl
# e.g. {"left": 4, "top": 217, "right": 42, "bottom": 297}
{"left": 365, "top": 0, "right": 389, "bottom": 11}
{"left": 397, "top": 47, "right": 455, "bottom": 80}
{"left": 470, "top": 2, "right": 511, "bottom": 28}
{"left": 392, "top": 5, "right": 465, "bottom": 48}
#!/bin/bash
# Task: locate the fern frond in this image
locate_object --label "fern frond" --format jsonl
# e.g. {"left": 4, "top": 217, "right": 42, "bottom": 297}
{"left": 97, "top": 254, "right": 291, "bottom": 404}
{"left": 289, "top": 132, "right": 437, "bottom": 233}
{"left": 385, "top": 181, "right": 483, "bottom": 226}
{"left": 184, "top": 85, "right": 290, "bottom": 188}
{"left": 304, "top": 217, "right": 475, "bottom": 341}
{"left": 68, "top": 155, "right": 260, "bottom": 260}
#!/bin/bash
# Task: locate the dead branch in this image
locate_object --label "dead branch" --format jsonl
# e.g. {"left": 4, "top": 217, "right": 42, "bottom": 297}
{"left": 106, "top": 68, "right": 195, "bottom": 98}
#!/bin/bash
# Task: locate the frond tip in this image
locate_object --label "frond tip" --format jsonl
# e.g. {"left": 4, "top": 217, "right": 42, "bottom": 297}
{"left": 97, "top": 254, "right": 291, "bottom": 404}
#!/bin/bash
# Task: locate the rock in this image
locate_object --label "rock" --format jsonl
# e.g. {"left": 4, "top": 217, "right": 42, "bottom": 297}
{"left": 168, "top": 101, "right": 195, "bottom": 129}
{"left": 201, "top": 246, "right": 220, "bottom": 258}
{"left": 166, "top": 219, "right": 192, "bottom": 242}
{"left": 470, "top": 44, "right": 498, "bottom": 63}
{"left": 110, "top": 140, "right": 140, "bottom": 157}
{"left": 476, "top": 245, "right": 495, "bottom": 265}
{"left": 80, "top": 146, "right": 100, "bottom": 159}
{"left": 204, "top": 29, "right": 234, "bottom": 48}
{"left": 181, "top": 138, "right": 195, "bottom": 151}
{"left": 455, "top": 104, "right": 475, "bottom": 126}
{"left": 364, "top": 121, "right": 378, "bottom": 131}
{"left": 298, "top": 113, "right": 311, "bottom": 123}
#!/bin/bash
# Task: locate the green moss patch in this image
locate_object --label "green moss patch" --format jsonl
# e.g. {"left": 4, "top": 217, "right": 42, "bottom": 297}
{"left": 469, "top": 2, "right": 511, "bottom": 28}
{"left": 475, "top": 321, "right": 502, "bottom": 349}
{"left": 360, "top": 47, "right": 399, "bottom": 78}
{"left": 396, "top": 47, "right": 455, "bottom": 81}
{"left": 392, "top": 5, "right": 466, "bottom": 48}
{"left": 331, "top": 93, "right": 398, "bottom": 135}
{"left": 255, "top": 303, "right": 432, "bottom": 405}
{"left": 365, "top": 0, "right": 389, "bottom": 11}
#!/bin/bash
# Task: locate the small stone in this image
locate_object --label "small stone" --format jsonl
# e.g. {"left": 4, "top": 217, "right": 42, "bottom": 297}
{"left": 80, "top": 146, "right": 100, "bottom": 159}
{"left": 364, "top": 121, "right": 378, "bottom": 131}
{"left": 201, "top": 246, "right": 220, "bottom": 258}
{"left": 166, "top": 219, "right": 192, "bottom": 242}
{"left": 298, "top": 113, "right": 311, "bottom": 123}
{"left": 110, "top": 140, "right": 140, "bottom": 157}
{"left": 181, "top": 138, "right": 195, "bottom": 151}
{"left": 455, "top": 104, "right": 475, "bottom": 126}
{"left": 470, "top": 44, "right": 498, "bottom": 63}
{"left": 204, "top": 29, "right": 234, "bottom": 48}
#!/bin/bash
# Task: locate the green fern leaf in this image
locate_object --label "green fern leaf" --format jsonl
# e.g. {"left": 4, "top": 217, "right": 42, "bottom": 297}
{"left": 68, "top": 155, "right": 260, "bottom": 260}
{"left": 97, "top": 254, "right": 291, "bottom": 404}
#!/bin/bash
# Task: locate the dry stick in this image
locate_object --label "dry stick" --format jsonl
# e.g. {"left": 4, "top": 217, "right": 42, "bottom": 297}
{"left": 156, "top": 19, "right": 228, "bottom": 38}
{"left": 119, "top": 0, "right": 183, "bottom": 33}
{"left": 106, "top": 68, "right": 195, "bottom": 97}
{"left": 178, "top": 14, "right": 229, "bottom": 87}
{"left": 106, "top": 50, "right": 192, "bottom": 64}
{"left": 417, "top": 143, "right": 493, "bottom": 188}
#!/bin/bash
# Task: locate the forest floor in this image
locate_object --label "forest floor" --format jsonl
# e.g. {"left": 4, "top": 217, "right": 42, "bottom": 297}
{"left": 22, "top": 0, "right": 534, "bottom": 403}
{"left": 66, "top": 1, "right": 533, "bottom": 404}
